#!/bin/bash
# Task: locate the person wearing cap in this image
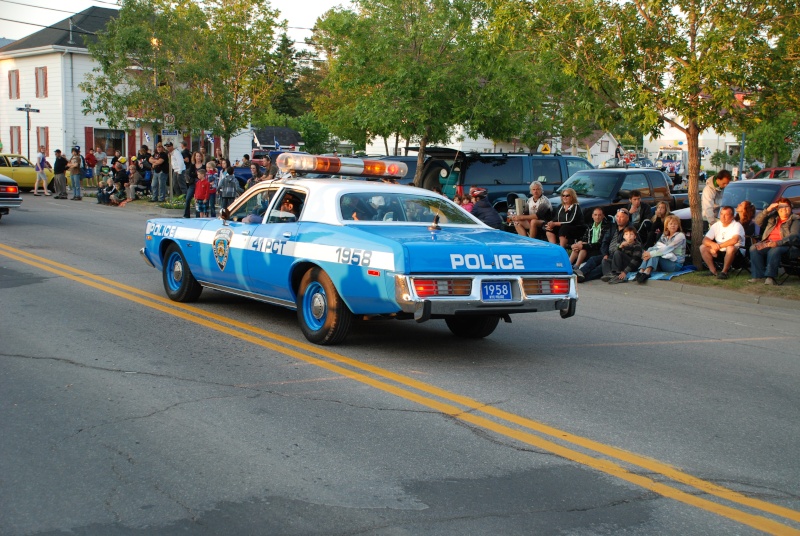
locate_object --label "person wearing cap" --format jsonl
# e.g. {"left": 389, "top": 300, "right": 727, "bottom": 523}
{"left": 574, "top": 207, "right": 631, "bottom": 282}
{"left": 468, "top": 187, "right": 503, "bottom": 229}
{"left": 52, "top": 149, "right": 69, "bottom": 199}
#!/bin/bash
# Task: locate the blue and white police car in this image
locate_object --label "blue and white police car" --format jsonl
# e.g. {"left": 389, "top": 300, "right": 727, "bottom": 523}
{"left": 140, "top": 154, "right": 577, "bottom": 345}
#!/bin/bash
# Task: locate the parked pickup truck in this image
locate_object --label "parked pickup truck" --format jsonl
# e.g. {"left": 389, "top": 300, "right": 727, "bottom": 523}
{"left": 548, "top": 168, "right": 689, "bottom": 221}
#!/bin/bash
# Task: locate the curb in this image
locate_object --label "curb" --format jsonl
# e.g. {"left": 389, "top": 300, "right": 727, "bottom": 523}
{"left": 651, "top": 279, "right": 799, "bottom": 310}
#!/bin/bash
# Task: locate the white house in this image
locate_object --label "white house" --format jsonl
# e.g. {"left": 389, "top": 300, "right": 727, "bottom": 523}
{"left": 0, "top": 7, "right": 253, "bottom": 162}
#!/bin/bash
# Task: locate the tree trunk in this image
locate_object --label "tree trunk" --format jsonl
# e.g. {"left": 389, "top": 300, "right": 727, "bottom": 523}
{"left": 771, "top": 152, "right": 779, "bottom": 168}
{"left": 686, "top": 121, "right": 703, "bottom": 267}
{"left": 415, "top": 128, "right": 430, "bottom": 187}
{"left": 384, "top": 137, "right": 389, "bottom": 156}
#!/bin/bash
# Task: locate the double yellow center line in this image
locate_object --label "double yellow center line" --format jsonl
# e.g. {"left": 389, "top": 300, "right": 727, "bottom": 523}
{"left": 1, "top": 242, "right": 798, "bottom": 535}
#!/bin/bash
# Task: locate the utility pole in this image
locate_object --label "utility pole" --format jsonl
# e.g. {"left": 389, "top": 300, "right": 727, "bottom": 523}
{"left": 16, "top": 104, "right": 41, "bottom": 161}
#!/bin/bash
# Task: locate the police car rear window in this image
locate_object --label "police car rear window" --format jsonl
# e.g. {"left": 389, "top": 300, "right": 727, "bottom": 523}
{"left": 340, "top": 193, "right": 475, "bottom": 224}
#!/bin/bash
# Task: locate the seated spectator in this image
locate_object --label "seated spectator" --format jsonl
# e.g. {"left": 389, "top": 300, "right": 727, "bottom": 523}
{"left": 570, "top": 207, "right": 609, "bottom": 269}
{"left": 511, "top": 181, "right": 552, "bottom": 238}
{"left": 469, "top": 187, "right": 503, "bottom": 229}
{"left": 97, "top": 178, "right": 117, "bottom": 205}
{"left": 736, "top": 200, "right": 757, "bottom": 247}
{"left": 546, "top": 188, "right": 585, "bottom": 247}
{"left": 245, "top": 164, "right": 262, "bottom": 189}
{"left": 127, "top": 162, "right": 142, "bottom": 200}
{"left": 644, "top": 201, "right": 670, "bottom": 248}
{"left": 605, "top": 226, "right": 643, "bottom": 284}
{"left": 112, "top": 161, "right": 128, "bottom": 197}
{"left": 628, "top": 190, "right": 652, "bottom": 243}
{"left": 575, "top": 207, "right": 630, "bottom": 282}
{"left": 699, "top": 205, "right": 745, "bottom": 279}
{"left": 748, "top": 198, "right": 800, "bottom": 285}
{"left": 635, "top": 215, "right": 686, "bottom": 283}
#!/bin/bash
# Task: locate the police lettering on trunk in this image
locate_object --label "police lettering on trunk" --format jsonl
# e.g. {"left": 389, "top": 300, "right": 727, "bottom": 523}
{"left": 450, "top": 253, "right": 524, "bottom": 270}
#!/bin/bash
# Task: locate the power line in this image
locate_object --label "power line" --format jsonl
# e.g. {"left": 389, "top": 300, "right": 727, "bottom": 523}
{"left": 0, "top": 0, "right": 117, "bottom": 12}
{"left": 0, "top": 17, "right": 97, "bottom": 36}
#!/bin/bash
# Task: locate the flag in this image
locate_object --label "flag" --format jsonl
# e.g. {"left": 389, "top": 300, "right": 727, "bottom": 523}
{"left": 207, "top": 132, "right": 214, "bottom": 143}
{"left": 253, "top": 131, "right": 259, "bottom": 145}
{"left": 274, "top": 137, "right": 281, "bottom": 151}
{"left": 145, "top": 132, "right": 151, "bottom": 143}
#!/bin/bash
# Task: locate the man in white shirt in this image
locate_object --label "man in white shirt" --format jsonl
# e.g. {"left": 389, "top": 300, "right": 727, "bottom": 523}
{"left": 699, "top": 205, "right": 745, "bottom": 279}
{"left": 166, "top": 141, "right": 187, "bottom": 195}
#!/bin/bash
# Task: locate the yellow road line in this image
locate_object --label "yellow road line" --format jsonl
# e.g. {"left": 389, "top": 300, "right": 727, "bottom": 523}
{"left": 1, "top": 243, "right": 799, "bottom": 534}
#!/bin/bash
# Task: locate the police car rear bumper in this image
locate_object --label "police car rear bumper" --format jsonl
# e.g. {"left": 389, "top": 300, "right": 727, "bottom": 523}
{"left": 394, "top": 274, "right": 578, "bottom": 322}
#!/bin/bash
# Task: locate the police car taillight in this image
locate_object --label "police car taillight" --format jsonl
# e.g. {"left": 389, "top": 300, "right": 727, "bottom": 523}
{"left": 0, "top": 185, "right": 19, "bottom": 194}
{"left": 276, "top": 153, "right": 408, "bottom": 179}
{"left": 412, "top": 278, "right": 472, "bottom": 297}
{"left": 522, "top": 278, "right": 570, "bottom": 296}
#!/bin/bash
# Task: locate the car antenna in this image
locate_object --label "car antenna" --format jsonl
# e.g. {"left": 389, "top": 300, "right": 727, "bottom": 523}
{"left": 428, "top": 214, "right": 441, "bottom": 231}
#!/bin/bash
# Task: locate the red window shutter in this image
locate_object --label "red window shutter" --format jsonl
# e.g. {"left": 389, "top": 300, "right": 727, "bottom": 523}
{"left": 35, "top": 68, "right": 40, "bottom": 98}
{"left": 128, "top": 129, "right": 136, "bottom": 157}
{"left": 15, "top": 71, "right": 19, "bottom": 100}
{"left": 84, "top": 126, "right": 94, "bottom": 154}
{"left": 45, "top": 127, "right": 49, "bottom": 155}
{"left": 7, "top": 71, "right": 11, "bottom": 99}
{"left": 183, "top": 134, "right": 191, "bottom": 151}
{"left": 43, "top": 67, "right": 48, "bottom": 98}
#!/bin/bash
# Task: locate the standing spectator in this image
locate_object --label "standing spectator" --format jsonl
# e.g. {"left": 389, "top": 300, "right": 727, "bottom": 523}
{"left": 68, "top": 147, "right": 83, "bottom": 200}
{"left": 52, "top": 149, "right": 68, "bottom": 199}
{"left": 213, "top": 147, "right": 224, "bottom": 162}
{"left": 109, "top": 149, "right": 122, "bottom": 168}
{"left": 748, "top": 199, "right": 800, "bottom": 285}
{"left": 245, "top": 163, "right": 262, "bottom": 189}
{"left": 93, "top": 146, "right": 107, "bottom": 186}
{"left": 699, "top": 205, "right": 745, "bottom": 279}
{"left": 570, "top": 207, "right": 609, "bottom": 269}
{"left": 702, "top": 169, "right": 731, "bottom": 225}
{"left": 605, "top": 226, "right": 643, "bottom": 284}
{"left": 149, "top": 142, "right": 168, "bottom": 202}
{"left": 166, "top": 142, "right": 186, "bottom": 195}
{"left": 627, "top": 190, "right": 652, "bottom": 242}
{"left": 200, "top": 146, "right": 211, "bottom": 164}
{"left": 33, "top": 145, "right": 50, "bottom": 196}
{"left": 264, "top": 156, "right": 278, "bottom": 181}
{"left": 218, "top": 162, "right": 242, "bottom": 211}
{"left": 206, "top": 161, "right": 219, "bottom": 217}
{"left": 183, "top": 151, "right": 203, "bottom": 218}
{"left": 193, "top": 168, "right": 210, "bottom": 217}
{"left": 635, "top": 215, "right": 686, "bottom": 283}
{"left": 614, "top": 144, "right": 622, "bottom": 161}
{"left": 545, "top": 188, "right": 585, "bottom": 248}
{"left": 511, "top": 181, "right": 552, "bottom": 238}
{"left": 181, "top": 141, "right": 191, "bottom": 176}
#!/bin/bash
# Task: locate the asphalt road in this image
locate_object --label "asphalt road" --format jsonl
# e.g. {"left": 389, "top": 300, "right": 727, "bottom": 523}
{"left": 1, "top": 194, "right": 799, "bottom": 535}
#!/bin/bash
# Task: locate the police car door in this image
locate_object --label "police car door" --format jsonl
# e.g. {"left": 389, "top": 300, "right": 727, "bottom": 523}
{"left": 244, "top": 188, "right": 304, "bottom": 303}
{"left": 197, "top": 187, "right": 274, "bottom": 289}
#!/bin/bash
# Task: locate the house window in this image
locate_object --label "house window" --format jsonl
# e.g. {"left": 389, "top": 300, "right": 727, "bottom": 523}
{"left": 8, "top": 69, "right": 20, "bottom": 100}
{"left": 37, "top": 126, "right": 50, "bottom": 155}
{"left": 35, "top": 67, "right": 48, "bottom": 98}
{"left": 10, "top": 127, "right": 21, "bottom": 154}
{"left": 600, "top": 140, "right": 609, "bottom": 152}
{"left": 94, "top": 128, "right": 126, "bottom": 156}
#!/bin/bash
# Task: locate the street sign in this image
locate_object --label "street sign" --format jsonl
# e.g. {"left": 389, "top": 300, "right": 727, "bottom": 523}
{"left": 164, "top": 113, "right": 175, "bottom": 126}
{"left": 161, "top": 130, "right": 179, "bottom": 136}
{"left": 17, "top": 107, "right": 40, "bottom": 113}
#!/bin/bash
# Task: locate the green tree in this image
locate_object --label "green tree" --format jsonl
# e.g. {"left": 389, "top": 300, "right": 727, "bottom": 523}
{"left": 745, "top": 112, "right": 800, "bottom": 167}
{"left": 492, "top": 0, "right": 800, "bottom": 265}
{"left": 312, "top": 0, "right": 491, "bottom": 183}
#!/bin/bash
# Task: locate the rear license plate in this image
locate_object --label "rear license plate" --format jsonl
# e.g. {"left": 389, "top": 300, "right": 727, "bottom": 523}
{"left": 481, "top": 281, "right": 512, "bottom": 301}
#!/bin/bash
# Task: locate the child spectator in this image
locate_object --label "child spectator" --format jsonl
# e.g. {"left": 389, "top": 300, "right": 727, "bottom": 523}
{"left": 206, "top": 161, "right": 219, "bottom": 217}
{"left": 571, "top": 207, "right": 609, "bottom": 269}
{"left": 97, "top": 178, "right": 117, "bottom": 205}
{"left": 218, "top": 165, "right": 242, "bottom": 210}
{"left": 194, "top": 168, "right": 210, "bottom": 217}
{"left": 644, "top": 201, "right": 671, "bottom": 248}
{"left": 606, "top": 226, "right": 643, "bottom": 284}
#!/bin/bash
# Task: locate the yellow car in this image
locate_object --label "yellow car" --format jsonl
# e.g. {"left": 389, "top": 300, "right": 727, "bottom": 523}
{"left": 0, "top": 154, "right": 54, "bottom": 190}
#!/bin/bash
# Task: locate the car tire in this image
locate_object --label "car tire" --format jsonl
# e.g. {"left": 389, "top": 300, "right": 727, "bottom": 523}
{"left": 421, "top": 160, "right": 449, "bottom": 191}
{"left": 162, "top": 244, "right": 203, "bottom": 302}
{"left": 444, "top": 315, "right": 500, "bottom": 338}
{"left": 296, "top": 267, "right": 353, "bottom": 345}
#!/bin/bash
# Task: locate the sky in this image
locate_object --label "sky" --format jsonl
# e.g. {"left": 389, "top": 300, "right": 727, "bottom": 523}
{"left": 0, "top": 0, "right": 349, "bottom": 46}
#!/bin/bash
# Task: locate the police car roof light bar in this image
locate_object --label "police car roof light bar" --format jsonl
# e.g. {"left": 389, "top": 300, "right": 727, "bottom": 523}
{"left": 276, "top": 153, "right": 408, "bottom": 179}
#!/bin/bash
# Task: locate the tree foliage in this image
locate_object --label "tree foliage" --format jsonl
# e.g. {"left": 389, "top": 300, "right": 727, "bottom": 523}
{"left": 491, "top": 0, "right": 800, "bottom": 264}
{"left": 746, "top": 111, "right": 800, "bottom": 167}
{"left": 82, "top": 0, "right": 285, "bottom": 157}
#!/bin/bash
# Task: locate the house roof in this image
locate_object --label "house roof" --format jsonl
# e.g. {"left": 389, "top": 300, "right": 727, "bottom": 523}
{"left": 252, "top": 127, "right": 304, "bottom": 148}
{"left": 0, "top": 7, "right": 117, "bottom": 54}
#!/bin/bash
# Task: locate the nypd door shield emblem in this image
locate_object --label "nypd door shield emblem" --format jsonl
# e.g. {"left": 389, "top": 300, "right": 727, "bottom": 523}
{"left": 213, "top": 228, "right": 234, "bottom": 271}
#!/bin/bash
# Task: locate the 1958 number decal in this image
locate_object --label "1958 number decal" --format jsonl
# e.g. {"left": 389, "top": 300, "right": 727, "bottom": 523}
{"left": 335, "top": 247, "right": 372, "bottom": 266}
